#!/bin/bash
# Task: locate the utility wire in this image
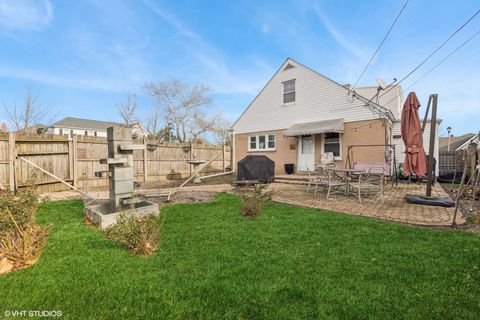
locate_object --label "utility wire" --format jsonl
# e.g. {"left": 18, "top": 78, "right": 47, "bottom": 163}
{"left": 377, "top": 8, "right": 480, "bottom": 100}
{"left": 352, "top": 0, "right": 410, "bottom": 89}
{"left": 382, "top": 28, "right": 480, "bottom": 107}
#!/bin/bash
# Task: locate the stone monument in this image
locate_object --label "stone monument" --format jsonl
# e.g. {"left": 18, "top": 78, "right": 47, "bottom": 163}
{"left": 85, "top": 126, "right": 159, "bottom": 228}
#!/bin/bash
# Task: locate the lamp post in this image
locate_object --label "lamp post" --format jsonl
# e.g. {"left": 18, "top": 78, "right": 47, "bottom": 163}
{"left": 447, "top": 126, "right": 452, "bottom": 152}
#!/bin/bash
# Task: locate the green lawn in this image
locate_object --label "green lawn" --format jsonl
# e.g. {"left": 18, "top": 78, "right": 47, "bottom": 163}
{"left": 1, "top": 194, "right": 480, "bottom": 319}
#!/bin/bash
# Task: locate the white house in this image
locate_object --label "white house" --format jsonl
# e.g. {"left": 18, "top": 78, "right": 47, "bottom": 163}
{"left": 47, "top": 117, "right": 149, "bottom": 139}
{"left": 231, "top": 58, "right": 441, "bottom": 176}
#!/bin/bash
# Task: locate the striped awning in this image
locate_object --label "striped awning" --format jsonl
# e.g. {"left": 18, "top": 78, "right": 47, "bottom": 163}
{"left": 284, "top": 118, "right": 344, "bottom": 137}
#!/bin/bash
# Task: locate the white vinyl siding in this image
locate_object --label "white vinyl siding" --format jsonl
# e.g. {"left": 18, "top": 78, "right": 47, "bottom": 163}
{"left": 248, "top": 134, "right": 276, "bottom": 151}
{"left": 232, "top": 59, "right": 386, "bottom": 134}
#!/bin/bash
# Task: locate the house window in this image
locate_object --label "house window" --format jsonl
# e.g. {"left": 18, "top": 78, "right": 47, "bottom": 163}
{"left": 324, "top": 132, "right": 341, "bottom": 158}
{"left": 248, "top": 134, "right": 276, "bottom": 151}
{"left": 283, "top": 79, "right": 295, "bottom": 104}
{"left": 268, "top": 134, "right": 275, "bottom": 149}
{"left": 59, "top": 129, "right": 63, "bottom": 135}
{"left": 84, "top": 131, "right": 88, "bottom": 136}
{"left": 94, "top": 131, "right": 97, "bottom": 137}
{"left": 70, "top": 130, "right": 74, "bottom": 138}
{"left": 249, "top": 136, "right": 256, "bottom": 150}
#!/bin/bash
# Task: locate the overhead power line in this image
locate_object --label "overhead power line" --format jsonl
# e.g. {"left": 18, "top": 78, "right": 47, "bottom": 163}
{"left": 352, "top": 0, "right": 410, "bottom": 89}
{"left": 377, "top": 8, "right": 480, "bottom": 99}
{"left": 382, "top": 27, "right": 480, "bottom": 107}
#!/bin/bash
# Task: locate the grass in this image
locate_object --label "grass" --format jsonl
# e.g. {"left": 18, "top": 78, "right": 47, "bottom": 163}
{"left": 1, "top": 194, "right": 480, "bottom": 319}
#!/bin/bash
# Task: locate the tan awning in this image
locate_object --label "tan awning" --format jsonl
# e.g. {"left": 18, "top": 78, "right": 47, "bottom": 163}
{"left": 284, "top": 118, "right": 344, "bottom": 137}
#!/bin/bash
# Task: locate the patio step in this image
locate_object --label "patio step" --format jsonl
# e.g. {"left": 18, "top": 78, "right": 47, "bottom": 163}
{"left": 275, "top": 174, "right": 309, "bottom": 182}
{"left": 274, "top": 179, "right": 309, "bottom": 185}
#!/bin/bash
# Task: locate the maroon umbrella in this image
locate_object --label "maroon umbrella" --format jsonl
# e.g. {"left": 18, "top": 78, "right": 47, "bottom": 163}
{"left": 401, "top": 92, "right": 427, "bottom": 177}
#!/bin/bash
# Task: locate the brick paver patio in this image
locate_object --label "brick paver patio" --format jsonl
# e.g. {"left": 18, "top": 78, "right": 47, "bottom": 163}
{"left": 270, "top": 182, "right": 464, "bottom": 226}
{"left": 39, "top": 181, "right": 463, "bottom": 226}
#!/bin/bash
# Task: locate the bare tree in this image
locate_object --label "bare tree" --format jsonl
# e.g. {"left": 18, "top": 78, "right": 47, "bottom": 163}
{"left": 116, "top": 95, "right": 138, "bottom": 126}
{"left": 3, "top": 88, "right": 53, "bottom": 132}
{"left": 212, "top": 116, "right": 231, "bottom": 145}
{"left": 144, "top": 79, "right": 217, "bottom": 143}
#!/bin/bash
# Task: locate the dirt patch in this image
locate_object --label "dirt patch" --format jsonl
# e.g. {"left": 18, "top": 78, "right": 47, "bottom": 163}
{"left": 148, "top": 191, "right": 217, "bottom": 205}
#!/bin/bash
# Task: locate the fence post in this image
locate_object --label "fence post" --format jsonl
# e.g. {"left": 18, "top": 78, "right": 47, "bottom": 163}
{"left": 68, "top": 137, "right": 74, "bottom": 183}
{"left": 222, "top": 144, "right": 226, "bottom": 172}
{"left": 8, "top": 132, "right": 15, "bottom": 191}
{"left": 143, "top": 137, "right": 148, "bottom": 182}
{"left": 189, "top": 141, "right": 193, "bottom": 176}
{"left": 72, "top": 135, "right": 78, "bottom": 187}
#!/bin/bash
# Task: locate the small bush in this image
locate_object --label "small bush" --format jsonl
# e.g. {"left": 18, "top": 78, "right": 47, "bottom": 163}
{"left": 104, "top": 213, "right": 163, "bottom": 256}
{"left": 0, "top": 187, "right": 38, "bottom": 232}
{"left": 0, "top": 185, "right": 51, "bottom": 271}
{"left": 241, "top": 184, "right": 273, "bottom": 218}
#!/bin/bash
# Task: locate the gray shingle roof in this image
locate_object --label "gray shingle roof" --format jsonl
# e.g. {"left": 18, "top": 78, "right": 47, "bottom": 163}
{"left": 52, "top": 117, "right": 122, "bottom": 131}
{"left": 439, "top": 133, "right": 475, "bottom": 152}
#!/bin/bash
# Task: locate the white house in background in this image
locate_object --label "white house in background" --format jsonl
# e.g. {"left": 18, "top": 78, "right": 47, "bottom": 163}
{"left": 47, "top": 117, "right": 149, "bottom": 139}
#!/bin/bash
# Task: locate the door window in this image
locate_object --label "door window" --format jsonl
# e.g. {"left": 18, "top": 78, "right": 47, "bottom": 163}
{"left": 301, "top": 135, "right": 313, "bottom": 154}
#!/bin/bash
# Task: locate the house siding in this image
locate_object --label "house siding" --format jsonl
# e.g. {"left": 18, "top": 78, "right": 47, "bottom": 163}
{"left": 235, "top": 119, "right": 390, "bottom": 174}
{"left": 232, "top": 59, "right": 385, "bottom": 135}
{"left": 235, "top": 130, "right": 297, "bottom": 175}
{"left": 340, "top": 119, "right": 391, "bottom": 168}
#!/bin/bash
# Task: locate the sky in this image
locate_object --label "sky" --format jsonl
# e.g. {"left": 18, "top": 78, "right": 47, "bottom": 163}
{"left": 0, "top": 0, "right": 479, "bottom": 137}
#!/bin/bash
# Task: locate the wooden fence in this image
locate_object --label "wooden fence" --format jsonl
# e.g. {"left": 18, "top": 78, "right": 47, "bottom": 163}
{"left": 438, "top": 150, "right": 462, "bottom": 175}
{"left": 0, "top": 133, "right": 231, "bottom": 193}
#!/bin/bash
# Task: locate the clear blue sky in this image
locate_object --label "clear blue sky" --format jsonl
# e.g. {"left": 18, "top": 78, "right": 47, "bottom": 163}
{"left": 0, "top": 0, "right": 479, "bottom": 136}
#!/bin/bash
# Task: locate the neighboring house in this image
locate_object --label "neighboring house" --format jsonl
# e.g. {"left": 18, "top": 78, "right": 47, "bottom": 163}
{"left": 439, "top": 133, "right": 475, "bottom": 153}
{"left": 47, "top": 117, "right": 149, "bottom": 139}
{"left": 456, "top": 133, "right": 479, "bottom": 151}
{"left": 231, "top": 58, "right": 441, "bottom": 175}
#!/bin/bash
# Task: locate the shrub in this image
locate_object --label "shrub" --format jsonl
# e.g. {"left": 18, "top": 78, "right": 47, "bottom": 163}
{"left": 104, "top": 213, "right": 163, "bottom": 256}
{"left": 241, "top": 184, "right": 273, "bottom": 218}
{"left": 0, "top": 187, "right": 38, "bottom": 232}
{"left": 0, "top": 185, "right": 51, "bottom": 271}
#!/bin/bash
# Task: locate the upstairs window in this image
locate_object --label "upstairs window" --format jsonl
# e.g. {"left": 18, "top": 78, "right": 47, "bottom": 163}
{"left": 283, "top": 79, "right": 295, "bottom": 104}
{"left": 248, "top": 134, "right": 276, "bottom": 151}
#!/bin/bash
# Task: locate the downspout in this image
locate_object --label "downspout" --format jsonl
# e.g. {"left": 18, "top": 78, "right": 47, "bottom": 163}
{"left": 230, "top": 128, "right": 236, "bottom": 172}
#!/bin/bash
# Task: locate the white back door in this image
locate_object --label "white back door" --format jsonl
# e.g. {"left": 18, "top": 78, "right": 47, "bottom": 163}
{"left": 297, "top": 135, "right": 315, "bottom": 171}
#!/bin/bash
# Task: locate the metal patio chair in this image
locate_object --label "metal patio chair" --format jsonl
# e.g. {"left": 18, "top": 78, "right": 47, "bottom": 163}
{"left": 326, "top": 168, "right": 348, "bottom": 199}
{"left": 348, "top": 171, "right": 384, "bottom": 203}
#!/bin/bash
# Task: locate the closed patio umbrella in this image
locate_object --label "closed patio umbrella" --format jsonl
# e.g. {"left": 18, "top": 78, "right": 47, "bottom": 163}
{"left": 401, "top": 92, "right": 426, "bottom": 177}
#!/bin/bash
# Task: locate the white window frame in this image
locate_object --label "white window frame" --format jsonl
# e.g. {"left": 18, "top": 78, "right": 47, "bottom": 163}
{"left": 282, "top": 79, "right": 296, "bottom": 105}
{"left": 322, "top": 132, "right": 342, "bottom": 160}
{"left": 247, "top": 134, "right": 276, "bottom": 152}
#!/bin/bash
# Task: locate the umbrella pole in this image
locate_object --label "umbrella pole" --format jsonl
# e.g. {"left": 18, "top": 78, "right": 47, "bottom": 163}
{"left": 426, "top": 94, "right": 438, "bottom": 197}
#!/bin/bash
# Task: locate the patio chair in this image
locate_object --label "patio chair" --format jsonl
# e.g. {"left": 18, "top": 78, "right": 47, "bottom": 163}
{"left": 326, "top": 169, "right": 348, "bottom": 199}
{"left": 306, "top": 165, "right": 329, "bottom": 194}
{"left": 348, "top": 171, "right": 384, "bottom": 203}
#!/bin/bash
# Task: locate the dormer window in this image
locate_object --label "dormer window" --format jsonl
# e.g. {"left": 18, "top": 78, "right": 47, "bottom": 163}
{"left": 283, "top": 79, "right": 295, "bottom": 104}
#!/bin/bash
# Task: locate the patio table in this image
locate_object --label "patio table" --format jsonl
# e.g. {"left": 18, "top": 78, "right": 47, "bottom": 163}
{"left": 329, "top": 168, "right": 367, "bottom": 196}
